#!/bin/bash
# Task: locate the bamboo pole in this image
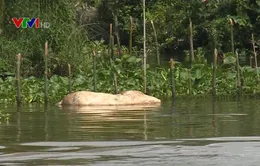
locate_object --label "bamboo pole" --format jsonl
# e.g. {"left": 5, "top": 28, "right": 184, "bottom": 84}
{"left": 212, "top": 48, "right": 217, "bottom": 98}
{"left": 16, "top": 53, "right": 22, "bottom": 106}
{"left": 189, "top": 17, "right": 194, "bottom": 62}
{"left": 143, "top": 0, "right": 147, "bottom": 94}
{"left": 170, "top": 58, "right": 175, "bottom": 102}
{"left": 235, "top": 50, "right": 242, "bottom": 96}
{"left": 151, "top": 20, "right": 160, "bottom": 66}
{"left": 44, "top": 41, "right": 48, "bottom": 104}
{"left": 93, "top": 49, "right": 97, "bottom": 92}
{"left": 68, "top": 64, "right": 72, "bottom": 93}
{"left": 251, "top": 33, "right": 259, "bottom": 81}
{"left": 129, "top": 16, "right": 133, "bottom": 56}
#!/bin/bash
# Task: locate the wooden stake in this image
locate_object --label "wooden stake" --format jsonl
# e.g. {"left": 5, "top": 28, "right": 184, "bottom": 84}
{"left": 111, "top": 36, "right": 118, "bottom": 94}
{"left": 110, "top": 23, "right": 113, "bottom": 38}
{"left": 93, "top": 49, "right": 97, "bottom": 92}
{"left": 170, "top": 58, "right": 175, "bottom": 102}
{"left": 44, "top": 41, "right": 48, "bottom": 104}
{"left": 235, "top": 50, "right": 242, "bottom": 96}
{"left": 143, "top": 0, "right": 147, "bottom": 94}
{"left": 68, "top": 64, "right": 72, "bottom": 93}
{"left": 212, "top": 48, "right": 217, "bottom": 98}
{"left": 16, "top": 53, "right": 22, "bottom": 106}
{"left": 109, "top": 23, "right": 112, "bottom": 54}
{"left": 189, "top": 17, "right": 194, "bottom": 63}
{"left": 129, "top": 16, "right": 133, "bottom": 56}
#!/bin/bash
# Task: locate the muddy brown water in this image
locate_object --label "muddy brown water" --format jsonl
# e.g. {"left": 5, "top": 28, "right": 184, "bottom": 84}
{"left": 0, "top": 99, "right": 260, "bottom": 165}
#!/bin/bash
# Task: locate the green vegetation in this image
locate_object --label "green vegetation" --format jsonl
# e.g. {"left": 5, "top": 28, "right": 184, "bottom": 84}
{"left": 0, "top": 49, "right": 260, "bottom": 104}
{"left": 0, "top": 0, "right": 260, "bottom": 104}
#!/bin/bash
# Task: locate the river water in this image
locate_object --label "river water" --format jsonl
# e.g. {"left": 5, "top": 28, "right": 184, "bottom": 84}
{"left": 0, "top": 99, "right": 260, "bottom": 165}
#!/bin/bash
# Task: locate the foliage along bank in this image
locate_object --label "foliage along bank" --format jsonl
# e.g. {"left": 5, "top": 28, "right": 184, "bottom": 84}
{"left": 1, "top": 49, "right": 260, "bottom": 104}
{"left": 1, "top": 0, "right": 260, "bottom": 76}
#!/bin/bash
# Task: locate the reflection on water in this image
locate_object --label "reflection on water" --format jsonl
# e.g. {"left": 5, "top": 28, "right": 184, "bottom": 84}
{"left": 0, "top": 99, "right": 260, "bottom": 165}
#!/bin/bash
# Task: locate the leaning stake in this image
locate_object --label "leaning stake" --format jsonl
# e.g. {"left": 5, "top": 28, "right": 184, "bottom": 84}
{"left": 235, "top": 50, "right": 242, "bottom": 96}
{"left": 212, "top": 48, "right": 217, "bottom": 98}
{"left": 93, "top": 49, "right": 97, "bottom": 92}
{"left": 44, "top": 41, "right": 48, "bottom": 104}
{"left": 16, "top": 53, "right": 22, "bottom": 106}
{"left": 68, "top": 64, "right": 72, "bottom": 93}
{"left": 170, "top": 58, "right": 175, "bottom": 102}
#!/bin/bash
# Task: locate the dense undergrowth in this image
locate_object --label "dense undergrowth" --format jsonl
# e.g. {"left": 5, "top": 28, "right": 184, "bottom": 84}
{"left": 0, "top": 50, "right": 260, "bottom": 104}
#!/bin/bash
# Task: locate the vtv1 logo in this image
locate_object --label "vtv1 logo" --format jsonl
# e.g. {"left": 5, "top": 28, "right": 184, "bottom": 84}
{"left": 12, "top": 17, "right": 50, "bottom": 29}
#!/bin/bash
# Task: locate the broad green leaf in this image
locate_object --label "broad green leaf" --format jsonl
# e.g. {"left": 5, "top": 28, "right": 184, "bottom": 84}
{"left": 115, "top": 58, "right": 122, "bottom": 63}
{"left": 122, "top": 54, "right": 130, "bottom": 60}
{"left": 223, "top": 56, "right": 236, "bottom": 64}
{"left": 195, "top": 69, "right": 202, "bottom": 79}
{"left": 126, "top": 56, "right": 136, "bottom": 63}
